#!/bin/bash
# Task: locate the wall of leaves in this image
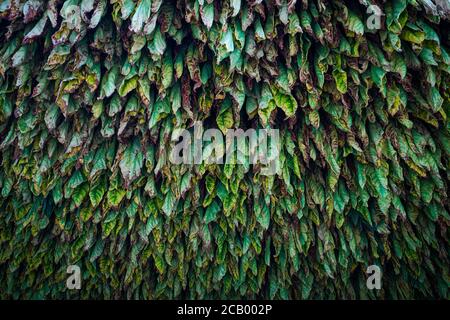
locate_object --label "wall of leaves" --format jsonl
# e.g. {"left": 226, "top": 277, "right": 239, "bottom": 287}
{"left": 0, "top": 0, "right": 449, "bottom": 299}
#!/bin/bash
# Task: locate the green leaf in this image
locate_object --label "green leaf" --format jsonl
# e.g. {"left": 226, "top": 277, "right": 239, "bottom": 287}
{"left": 257, "top": 202, "right": 270, "bottom": 230}
{"left": 204, "top": 200, "right": 220, "bottom": 224}
{"left": 101, "top": 66, "right": 119, "bottom": 98}
{"left": 130, "top": 0, "right": 151, "bottom": 33}
{"left": 89, "top": 176, "right": 107, "bottom": 208}
{"left": 161, "top": 49, "right": 173, "bottom": 89}
{"left": 391, "top": 54, "right": 407, "bottom": 79}
{"left": 119, "top": 137, "right": 144, "bottom": 186}
{"left": 73, "top": 183, "right": 89, "bottom": 207}
{"left": 220, "top": 28, "right": 234, "bottom": 53}
{"left": 333, "top": 69, "right": 347, "bottom": 94}
{"left": 200, "top": 3, "right": 214, "bottom": 30}
{"left": 217, "top": 100, "right": 234, "bottom": 134}
{"left": 347, "top": 11, "right": 364, "bottom": 35}
{"left": 162, "top": 189, "right": 176, "bottom": 216}
{"left": 118, "top": 76, "right": 138, "bottom": 97}
{"left": 401, "top": 28, "right": 425, "bottom": 44}
{"left": 273, "top": 91, "right": 297, "bottom": 117}
{"left": 107, "top": 187, "right": 126, "bottom": 208}
{"left": 231, "top": 0, "right": 241, "bottom": 17}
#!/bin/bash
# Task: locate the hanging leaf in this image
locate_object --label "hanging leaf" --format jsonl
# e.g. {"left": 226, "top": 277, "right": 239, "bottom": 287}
{"left": 0, "top": 0, "right": 448, "bottom": 301}
{"left": 119, "top": 137, "right": 144, "bottom": 186}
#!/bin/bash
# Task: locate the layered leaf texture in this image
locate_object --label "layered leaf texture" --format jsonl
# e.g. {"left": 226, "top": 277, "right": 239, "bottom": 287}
{"left": 0, "top": 0, "right": 449, "bottom": 299}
